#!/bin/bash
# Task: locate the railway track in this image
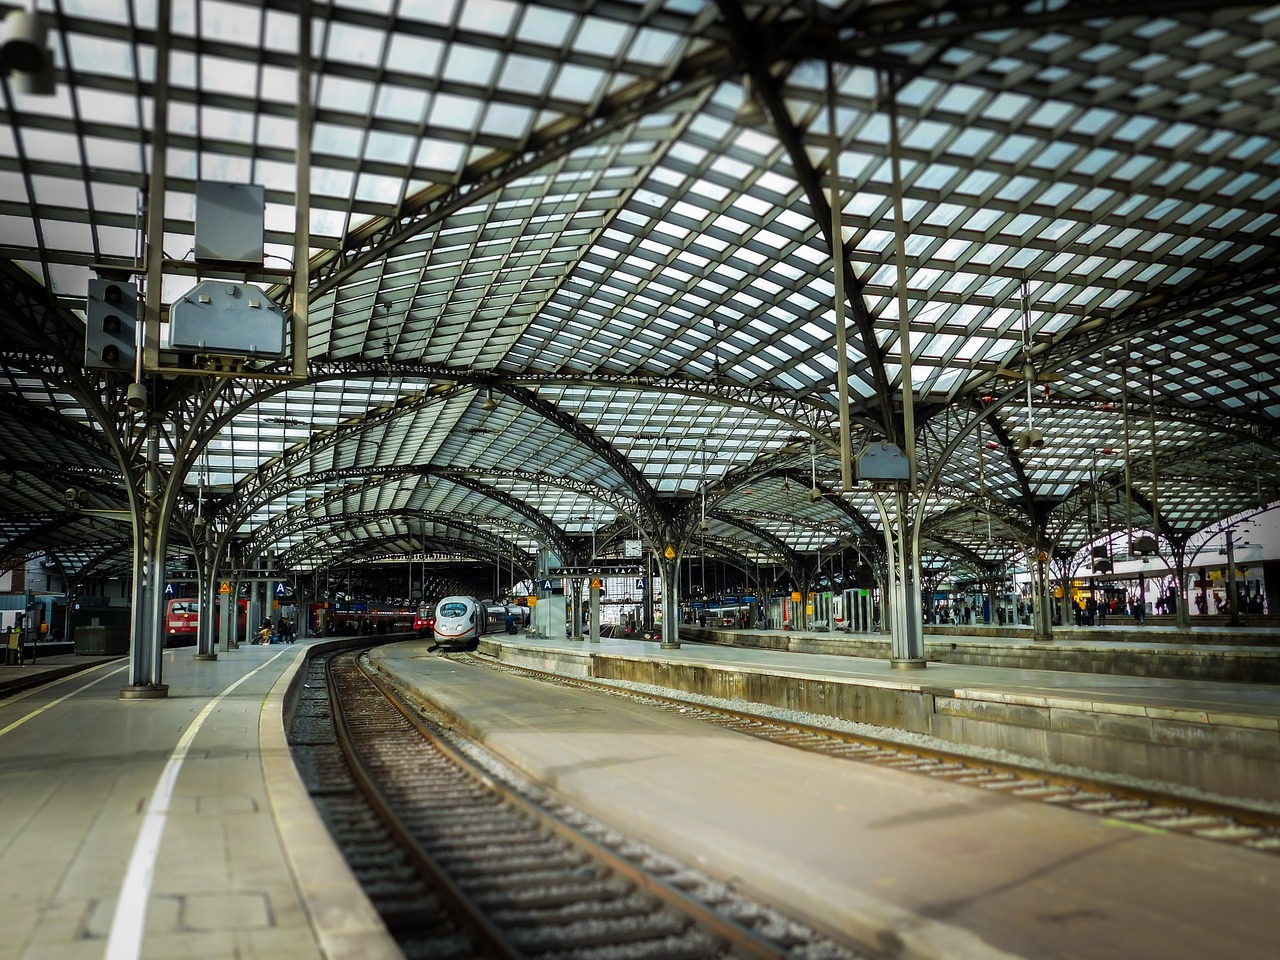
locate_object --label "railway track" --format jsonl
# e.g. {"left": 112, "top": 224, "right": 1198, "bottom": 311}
{"left": 442, "top": 651, "right": 1280, "bottom": 856}
{"left": 289, "top": 646, "right": 868, "bottom": 960}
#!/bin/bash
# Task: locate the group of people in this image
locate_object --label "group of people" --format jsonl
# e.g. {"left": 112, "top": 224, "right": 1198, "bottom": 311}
{"left": 254, "top": 615, "right": 295, "bottom": 644}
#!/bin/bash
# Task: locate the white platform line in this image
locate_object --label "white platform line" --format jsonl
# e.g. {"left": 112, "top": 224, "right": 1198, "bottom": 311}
{"left": 104, "top": 649, "right": 293, "bottom": 960}
{"left": 0, "top": 661, "right": 129, "bottom": 738}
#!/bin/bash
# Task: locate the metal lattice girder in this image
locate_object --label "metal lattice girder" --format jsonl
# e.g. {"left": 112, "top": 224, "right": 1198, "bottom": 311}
{"left": 253, "top": 507, "right": 535, "bottom": 571}
{"left": 4, "top": 2, "right": 1280, "bottom": 596}
{"left": 243, "top": 475, "right": 566, "bottom": 562}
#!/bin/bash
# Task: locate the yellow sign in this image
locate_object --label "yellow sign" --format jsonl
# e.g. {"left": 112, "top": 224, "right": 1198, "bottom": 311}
{"left": 527, "top": 595, "right": 537, "bottom": 606}
{"left": 590, "top": 578, "right": 603, "bottom": 590}
{"left": 791, "top": 591, "right": 802, "bottom": 602}
{"left": 219, "top": 581, "right": 231, "bottom": 594}
{"left": 664, "top": 544, "right": 676, "bottom": 560}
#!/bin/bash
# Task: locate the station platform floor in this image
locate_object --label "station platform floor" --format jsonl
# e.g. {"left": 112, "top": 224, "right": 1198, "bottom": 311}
{"left": 2, "top": 631, "right": 1277, "bottom": 960}
{"left": 370, "top": 639, "right": 1280, "bottom": 960}
{"left": 682, "top": 622, "right": 1280, "bottom": 683}
{"left": 494, "top": 629, "right": 1280, "bottom": 716}
{"left": 0, "top": 640, "right": 396, "bottom": 960}
{"left": 478, "top": 630, "right": 1280, "bottom": 805}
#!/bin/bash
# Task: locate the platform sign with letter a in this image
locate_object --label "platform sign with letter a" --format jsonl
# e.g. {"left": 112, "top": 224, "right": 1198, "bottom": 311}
{"left": 275, "top": 581, "right": 287, "bottom": 597}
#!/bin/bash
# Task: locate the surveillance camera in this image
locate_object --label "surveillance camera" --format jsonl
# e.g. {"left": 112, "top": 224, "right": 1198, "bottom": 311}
{"left": 65, "top": 487, "right": 80, "bottom": 505}
{"left": 699, "top": 518, "right": 709, "bottom": 532}
{"left": 126, "top": 382, "right": 147, "bottom": 411}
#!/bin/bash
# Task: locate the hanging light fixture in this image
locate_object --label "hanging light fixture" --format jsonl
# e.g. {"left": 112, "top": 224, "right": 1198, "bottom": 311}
{"left": 808, "top": 440, "right": 822, "bottom": 501}
{"left": 481, "top": 387, "right": 498, "bottom": 412}
{"left": 1016, "top": 280, "right": 1044, "bottom": 451}
{"left": 1, "top": 4, "right": 56, "bottom": 96}
{"left": 734, "top": 72, "right": 767, "bottom": 126}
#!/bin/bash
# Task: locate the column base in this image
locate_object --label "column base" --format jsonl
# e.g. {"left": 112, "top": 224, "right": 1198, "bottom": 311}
{"left": 569, "top": 636, "right": 585, "bottom": 642}
{"left": 193, "top": 652, "right": 218, "bottom": 661}
{"left": 659, "top": 641, "right": 681, "bottom": 649}
{"left": 890, "top": 657, "right": 927, "bottom": 670}
{"left": 120, "top": 683, "right": 169, "bottom": 700}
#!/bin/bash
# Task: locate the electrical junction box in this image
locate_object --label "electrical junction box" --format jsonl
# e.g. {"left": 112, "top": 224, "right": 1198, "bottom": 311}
{"left": 194, "top": 182, "right": 264, "bottom": 265}
{"left": 857, "top": 441, "right": 910, "bottom": 481}
{"left": 169, "top": 280, "right": 286, "bottom": 358}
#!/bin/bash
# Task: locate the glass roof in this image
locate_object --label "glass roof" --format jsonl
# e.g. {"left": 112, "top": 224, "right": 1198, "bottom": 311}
{"left": 2, "top": 1, "right": 1278, "bottom": 586}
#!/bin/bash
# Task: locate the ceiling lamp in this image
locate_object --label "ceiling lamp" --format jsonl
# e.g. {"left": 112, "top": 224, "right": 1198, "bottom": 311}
{"left": 1014, "top": 280, "right": 1045, "bottom": 451}
{"left": 481, "top": 387, "right": 498, "bottom": 412}
{"left": 1, "top": 6, "right": 55, "bottom": 96}
{"left": 734, "top": 73, "right": 767, "bottom": 126}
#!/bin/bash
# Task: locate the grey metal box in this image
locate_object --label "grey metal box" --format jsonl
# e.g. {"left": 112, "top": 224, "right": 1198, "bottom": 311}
{"left": 857, "top": 441, "right": 910, "bottom": 480}
{"left": 170, "top": 279, "right": 286, "bottom": 357}
{"left": 195, "top": 182, "right": 264, "bottom": 265}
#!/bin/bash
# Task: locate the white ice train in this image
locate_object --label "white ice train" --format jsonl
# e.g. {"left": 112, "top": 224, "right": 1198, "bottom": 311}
{"left": 432, "top": 596, "right": 530, "bottom": 648}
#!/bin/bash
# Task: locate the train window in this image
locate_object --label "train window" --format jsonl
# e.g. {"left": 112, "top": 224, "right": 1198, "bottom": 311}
{"left": 438, "top": 601, "right": 468, "bottom": 617}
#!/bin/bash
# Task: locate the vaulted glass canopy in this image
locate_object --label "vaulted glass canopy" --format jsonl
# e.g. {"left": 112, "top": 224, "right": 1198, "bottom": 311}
{"left": 1, "top": 1, "right": 1277, "bottom": 593}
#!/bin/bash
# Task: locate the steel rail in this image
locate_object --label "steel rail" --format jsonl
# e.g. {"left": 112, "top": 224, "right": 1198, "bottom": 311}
{"left": 324, "top": 648, "right": 521, "bottom": 960}
{"left": 357, "top": 654, "right": 796, "bottom": 960}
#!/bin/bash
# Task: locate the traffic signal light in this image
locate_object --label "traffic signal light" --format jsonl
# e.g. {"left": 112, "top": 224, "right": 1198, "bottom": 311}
{"left": 85, "top": 279, "right": 137, "bottom": 370}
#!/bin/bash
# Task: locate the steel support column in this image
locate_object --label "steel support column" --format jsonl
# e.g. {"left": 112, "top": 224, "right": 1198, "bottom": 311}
{"left": 658, "top": 553, "right": 680, "bottom": 649}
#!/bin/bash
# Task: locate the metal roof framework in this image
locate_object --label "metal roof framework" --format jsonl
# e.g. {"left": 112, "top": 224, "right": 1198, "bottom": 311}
{"left": 1, "top": 0, "right": 1278, "bottom": 593}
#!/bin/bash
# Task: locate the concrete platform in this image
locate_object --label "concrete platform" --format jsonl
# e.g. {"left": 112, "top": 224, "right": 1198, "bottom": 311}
{"left": 0, "top": 639, "right": 397, "bottom": 960}
{"left": 686, "top": 624, "right": 1280, "bottom": 682}
{"left": 370, "top": 640, "right": 1280, "bottom": 960}
{"left": 0, "top": 654, "right": 122, "bottom": 698}
{"left": 478, "top": 632, "right": 1280, "bottom": 805}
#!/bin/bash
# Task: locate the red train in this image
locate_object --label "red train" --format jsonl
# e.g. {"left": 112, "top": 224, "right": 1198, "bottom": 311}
{"left": 164, "top": 597, "right": 248, "bottom": 645}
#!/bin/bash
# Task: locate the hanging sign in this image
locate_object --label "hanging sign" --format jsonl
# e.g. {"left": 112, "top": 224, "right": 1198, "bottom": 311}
{"left": 664, "top": 544, "right": 676, "bottom": 559}
{"left": 274, "top": 581, "right": 287, "bottom": 597}
{"left": 164, "top": 583, "right": 175, "bottom": 597}
{"left": 590, "top": 578, "right": 603, "bottom": 590}
{"left": 219, "top": 581, "right": 231, "bottom": 594}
